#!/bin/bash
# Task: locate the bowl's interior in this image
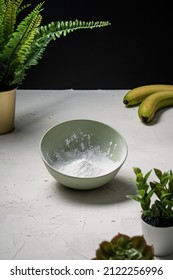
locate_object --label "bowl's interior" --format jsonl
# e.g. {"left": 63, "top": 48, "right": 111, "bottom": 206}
{"left": 40, "top": 119, "right": 128, "bottom": 179}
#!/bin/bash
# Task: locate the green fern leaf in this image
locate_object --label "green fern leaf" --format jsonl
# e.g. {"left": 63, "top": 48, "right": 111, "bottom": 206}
{"left": 0, "top": 0, "right": 111, "bottom": 89}
{"left": 0, "top": 0, "right": 6, "bottom": 48}
{"left": 11, "top": 19, "right": 110, "bottom": 86}
{"left": 2, "top": 0, "right": 18, "bottom": 42}
{"left": 12, "top": 19, "right": 111, "bottom": 86}
{"left": 12, "top": 39, "right": 51, "bottom": 86}
{"left": 0, "top": 2, "right": 44, "bottom": 84}
{"left": 17, "top": 14, "right": 42, "bottom": 63}
{"left": 17, "top": 3, "right": 32, "bottom": 15}
{"left": 36, "top": 20, "right": 110, "bottom": 42}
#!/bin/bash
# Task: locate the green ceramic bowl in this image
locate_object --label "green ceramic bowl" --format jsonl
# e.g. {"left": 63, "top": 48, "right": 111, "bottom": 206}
{"left": 39, "top": 119, "right": 128, "bottom": 190}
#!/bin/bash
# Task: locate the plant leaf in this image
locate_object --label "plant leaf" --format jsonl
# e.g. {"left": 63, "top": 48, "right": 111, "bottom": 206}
{"left": 169, "top": 176, "right": 173, "bottom": 195}
{"left": 154, "top": 168, "right": 162, "bottom": 179}
{"left": 0, "top": 0, "right": 111, "bottom": 89}
{"left": 126, "top": 195, "right": 143, "bottom": 203}
{"left": 133, "top": 167, "right": 141, "bottom": 175}
{"left": 155, "top": 200, "right": 169, "bottom": 217}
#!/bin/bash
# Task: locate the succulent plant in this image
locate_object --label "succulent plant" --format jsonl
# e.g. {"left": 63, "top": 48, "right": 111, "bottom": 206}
{"left": 93, "top": 233, "right": 154, "bottom": 260}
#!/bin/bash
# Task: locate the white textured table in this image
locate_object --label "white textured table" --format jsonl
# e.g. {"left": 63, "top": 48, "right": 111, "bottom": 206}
{"left": 0, "top": 89, "right": 173, "bottom": 260}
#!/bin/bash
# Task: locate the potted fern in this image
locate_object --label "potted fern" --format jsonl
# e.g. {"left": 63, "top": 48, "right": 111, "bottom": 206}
{"left": 0, "top": 0, "right": 110, "bottom": 134}
{"left": 127, "top": 167, "right": 173, "bottom": 257}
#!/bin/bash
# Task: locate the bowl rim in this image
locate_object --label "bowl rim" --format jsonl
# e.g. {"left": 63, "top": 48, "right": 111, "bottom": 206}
{"left": 39, "top": 118, "right": 128, "bottom": 179}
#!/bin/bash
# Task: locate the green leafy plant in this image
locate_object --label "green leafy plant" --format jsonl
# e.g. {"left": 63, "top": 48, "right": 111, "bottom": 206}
{"left": 0, "top": 0, "right": 111, "bottom": 91}
{"left": 93, "top": 233, "right": 154, "bottom": 260}
{"left": 127, "top": 167, "right": 173, "bottom": 227}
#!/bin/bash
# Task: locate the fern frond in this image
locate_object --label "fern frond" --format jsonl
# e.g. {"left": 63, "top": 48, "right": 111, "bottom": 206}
{"left": 0, "top": 0, "right": 25, "bottom": 48}
{"left": 2, "top": 0, "right": 17, "bottom": 42}
{"left": 13, "top": 0, "right": 24, "bottom": 10}
{"left": 12, "top": 37, "right": 51, "bottom": 86}
{"left": 0, "top": 0, "right": 6, "bottom": 48}
{"left": 0, "top": 2, "right": 44, "bottom": 83}
{"left": 37, "top": 20, "right": 111, "bottom": 41}
{"left": 14, "top": 1, "right": 44, "bottom": 41}
{"left": 8, "top": 19, "right": 111, "bottom": 87}
{"left": 16, "top": 3, "right": 32, "bottom": 15}
{"left": 17, "top": 14, "right": 42, "bottom": 63}
{"left": 0, "top": 0, "right": 111, "bottom": 90}
{"left": 12, "top": 20, "right": 111, "bottom": 85}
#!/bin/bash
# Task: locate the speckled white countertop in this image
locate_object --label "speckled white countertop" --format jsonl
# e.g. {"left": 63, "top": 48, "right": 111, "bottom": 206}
{"left": 0, "top": 89, "right": 173, "bottom": 260}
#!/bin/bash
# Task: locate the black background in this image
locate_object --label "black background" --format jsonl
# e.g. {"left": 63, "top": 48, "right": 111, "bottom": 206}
{"left": 20, "top": 0, "right": 173, "bottom": 90}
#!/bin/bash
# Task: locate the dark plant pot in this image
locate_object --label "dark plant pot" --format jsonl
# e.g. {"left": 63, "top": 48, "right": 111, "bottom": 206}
{"left": 141, "top": 216, "right": 173, "bottom": 257}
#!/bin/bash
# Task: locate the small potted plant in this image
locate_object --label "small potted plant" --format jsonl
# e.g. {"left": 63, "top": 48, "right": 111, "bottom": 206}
{"left": 127, "top": 167, "right": 173, "bottom": 257}
{"left": 0, "top": 0, "right": 110, "bottom": 134}
{"left": 92, "top": 232, "right": 154, "bottom": 260}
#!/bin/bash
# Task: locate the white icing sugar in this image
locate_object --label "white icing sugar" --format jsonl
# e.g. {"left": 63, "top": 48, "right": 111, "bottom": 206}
{"left": 52, "top": 146, "right": 119, "bottom": 178}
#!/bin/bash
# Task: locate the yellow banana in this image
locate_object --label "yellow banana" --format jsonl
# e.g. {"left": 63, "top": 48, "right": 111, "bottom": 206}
{"left": 123, "top": 84, "right": 173, "bottom": 106}
{"left": 138, "top": 90, "right": 173, "bottom": 123}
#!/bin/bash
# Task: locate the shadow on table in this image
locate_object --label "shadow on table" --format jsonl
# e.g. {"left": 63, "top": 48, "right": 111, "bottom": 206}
{"left": 55, "top": 175, "right": 136, "bottom": 205}
{"left": 156, "top": 253, "right": 173, "bottom": 260}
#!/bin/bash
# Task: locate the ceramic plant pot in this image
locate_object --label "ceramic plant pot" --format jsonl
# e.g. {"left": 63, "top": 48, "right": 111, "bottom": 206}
{"left": 0, "top": 88, "right": 16, "bottom": 135}
{"left": 141, "top": 218, "right": 173, "bottom": 257}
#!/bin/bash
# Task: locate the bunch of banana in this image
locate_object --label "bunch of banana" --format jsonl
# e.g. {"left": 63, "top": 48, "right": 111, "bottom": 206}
{"left": 123, "top": 84, "right": 173, "bottom": 123}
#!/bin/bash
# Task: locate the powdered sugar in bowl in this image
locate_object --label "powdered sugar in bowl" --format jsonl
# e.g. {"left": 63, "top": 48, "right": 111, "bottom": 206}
{"left": 39, "top": 119, "right": 128, "bottom": 190}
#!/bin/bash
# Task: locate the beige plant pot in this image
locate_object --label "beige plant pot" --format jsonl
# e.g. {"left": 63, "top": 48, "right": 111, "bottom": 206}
{"left": 0, "top": 88, "right": 16, "bottom": 135}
